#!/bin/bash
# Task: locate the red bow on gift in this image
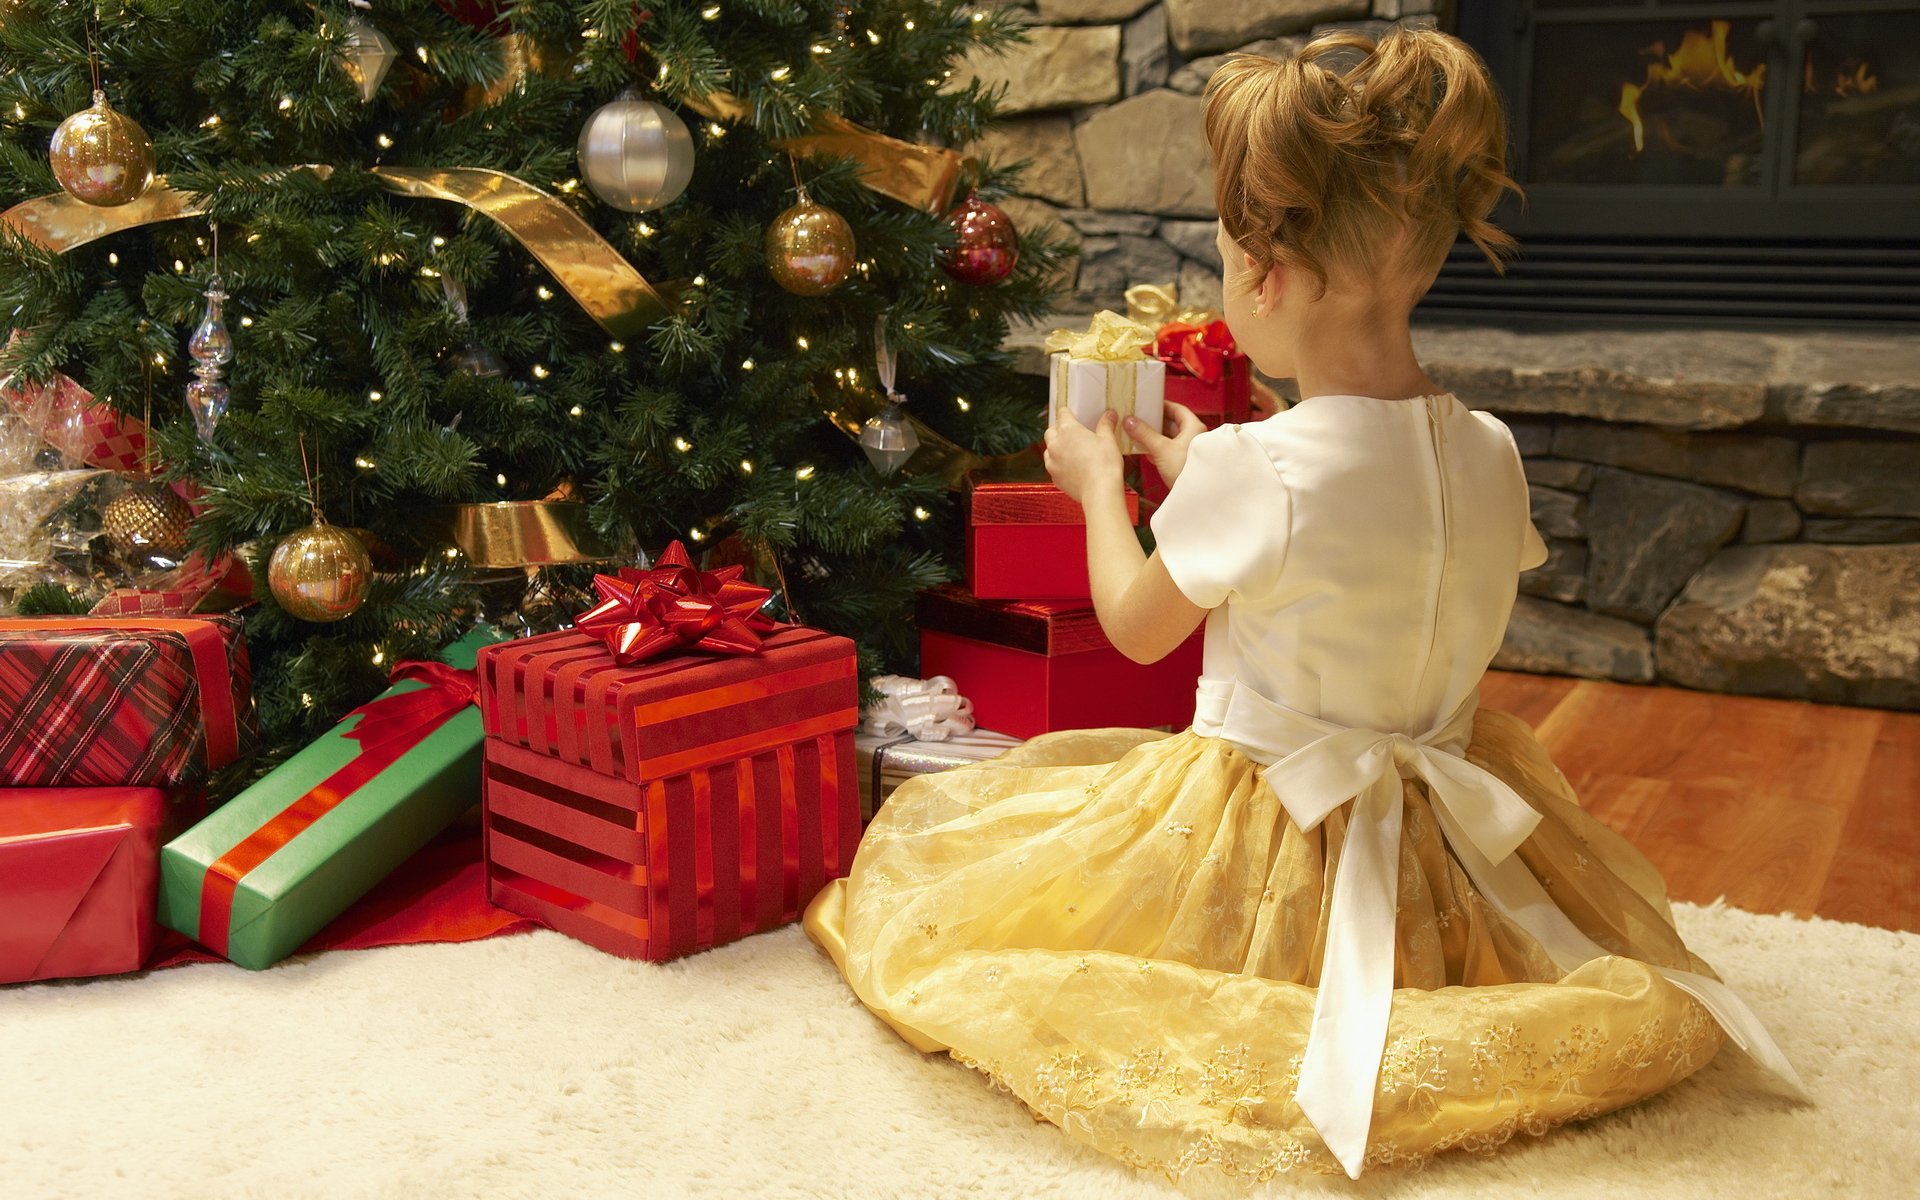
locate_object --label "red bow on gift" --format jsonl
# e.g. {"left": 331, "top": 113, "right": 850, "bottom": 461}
{"left": 1156, "top": 320, "right": 1238, "bottom": 385}
{"left": 576, "top": 541, "right": 778, "bottom": 664}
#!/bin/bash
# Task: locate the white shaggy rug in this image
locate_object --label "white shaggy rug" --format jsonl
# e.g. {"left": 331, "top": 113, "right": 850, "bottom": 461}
{"left": 1, "top": 900, "right": 1910, "bottom": 1200}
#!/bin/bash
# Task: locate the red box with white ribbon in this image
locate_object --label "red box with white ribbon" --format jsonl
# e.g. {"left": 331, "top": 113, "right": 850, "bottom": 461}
{"left": 476, "top": 624, "right": 860, "bottom": 962}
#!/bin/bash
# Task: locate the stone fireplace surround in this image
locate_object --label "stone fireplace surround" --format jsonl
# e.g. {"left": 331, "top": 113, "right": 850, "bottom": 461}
{"left": 977, "top": 0, "right": 1920, "bottom": 710}
{"left": 1007, "top": 322, "right": 1920, "bottom": 711}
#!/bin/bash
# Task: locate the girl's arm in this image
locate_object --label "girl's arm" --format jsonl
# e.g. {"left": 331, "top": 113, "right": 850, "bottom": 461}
{"left": 1045, "top": 410, "right": 1207, "bottom": 665}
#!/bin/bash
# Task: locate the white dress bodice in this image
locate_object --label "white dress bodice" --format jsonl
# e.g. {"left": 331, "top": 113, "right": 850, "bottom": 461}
{"left": 1151, "top": 392, "right": 1547, "bottom": 743}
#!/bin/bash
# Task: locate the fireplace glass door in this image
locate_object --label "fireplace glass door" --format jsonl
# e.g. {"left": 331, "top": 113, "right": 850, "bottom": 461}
{"left": 1428, "top": 0, "right": 1920, "bottom": 324}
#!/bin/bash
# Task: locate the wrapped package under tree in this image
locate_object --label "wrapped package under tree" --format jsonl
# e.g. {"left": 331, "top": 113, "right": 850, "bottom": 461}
{"left": 0, "top": 0, "right": 1072, "bottom": 779}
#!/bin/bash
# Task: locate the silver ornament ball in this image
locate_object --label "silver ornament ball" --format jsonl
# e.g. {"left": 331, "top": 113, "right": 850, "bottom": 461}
{"left": 576, "top": 97, "right": 695, "bottom": 213}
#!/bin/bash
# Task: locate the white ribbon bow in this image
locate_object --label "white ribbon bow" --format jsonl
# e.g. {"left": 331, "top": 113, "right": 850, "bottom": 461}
{"left": 1196, "top": 679, "right": 1809, "bottom": 1180}
{"left": 862, "top": 675, "right": 976, "bottom": 742}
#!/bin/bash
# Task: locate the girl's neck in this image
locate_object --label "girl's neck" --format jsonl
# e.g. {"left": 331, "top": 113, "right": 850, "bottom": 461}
{"left": 1286, "top": 301, "right": 1441, "bottom": 403}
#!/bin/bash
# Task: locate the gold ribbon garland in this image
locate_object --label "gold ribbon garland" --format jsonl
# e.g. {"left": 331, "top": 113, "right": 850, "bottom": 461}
{"left": 2, "top": 176, "right": 228, "bottom": 253}
{"left": 370, "top": 167, "right": 671, "bottom": 337}
{"left": 0, "top": 168, "right": 668, "bottom": 338}
{"left": 686, "top": 92, "right": 963, "bottom": 216}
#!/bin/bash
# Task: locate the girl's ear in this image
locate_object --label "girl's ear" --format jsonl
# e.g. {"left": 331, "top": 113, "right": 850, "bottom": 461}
{"left": 1256, "top": 262, "right": 1285, "bottom": 317}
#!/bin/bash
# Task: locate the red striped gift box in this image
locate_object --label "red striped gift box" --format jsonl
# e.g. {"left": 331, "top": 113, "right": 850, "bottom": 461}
{"left": 476, "top": 625, "right": 859, "bottom": 962}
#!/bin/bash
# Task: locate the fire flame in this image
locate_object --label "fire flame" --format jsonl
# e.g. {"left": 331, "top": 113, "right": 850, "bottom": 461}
{"left": 1617, "top": 21, "right": 1767, "bottom": 154}
{"left": 1805, "top": 59, "right": 1879, "bottom": 97}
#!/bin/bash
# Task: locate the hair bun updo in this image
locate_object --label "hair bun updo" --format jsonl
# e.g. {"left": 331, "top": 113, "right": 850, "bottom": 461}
{"left": 1203, "top": 27, "right": 1521, "bottom": 300}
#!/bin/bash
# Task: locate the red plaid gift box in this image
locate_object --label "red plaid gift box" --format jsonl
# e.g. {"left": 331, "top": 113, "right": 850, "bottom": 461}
{"left": 477, "top": 624, "right": 860, "bottom": 962}
{"left": 0, "top": 615, "right": 254, "bottom": 788}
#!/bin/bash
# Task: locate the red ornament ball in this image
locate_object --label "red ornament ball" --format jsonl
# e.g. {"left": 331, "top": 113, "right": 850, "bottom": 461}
{"left": 940, "top": 195, "right": 1019, "bottom": 287}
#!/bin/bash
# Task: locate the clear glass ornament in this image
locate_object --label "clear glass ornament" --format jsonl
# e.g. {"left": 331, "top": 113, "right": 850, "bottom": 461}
{"left": 860, "top": 402, "right": 919, "bottom": 477}
{"left": 186, "top": 274, "right": 233, "bottom": 441}
{"left": 861, "top": 317, "right": 918, "bottom": 476}
{"left": 342, "top": 16, "right": 399, "bottom": 104}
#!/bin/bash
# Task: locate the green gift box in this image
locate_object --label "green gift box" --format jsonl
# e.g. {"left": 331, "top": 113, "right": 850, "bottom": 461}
{"left": 159, "top": 628, "right": 500, "bottom": 969}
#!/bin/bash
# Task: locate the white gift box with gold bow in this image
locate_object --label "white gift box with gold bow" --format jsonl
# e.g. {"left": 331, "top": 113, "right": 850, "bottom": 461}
{"left": 1045, "top": 311, "right": 1165, "bottom": 455}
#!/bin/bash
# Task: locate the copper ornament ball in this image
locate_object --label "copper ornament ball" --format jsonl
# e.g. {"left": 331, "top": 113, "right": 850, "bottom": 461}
{"left": 100, "top": 484, "right": 193, "bottom": 562}
{"left": 940, "top": 195, "right": 1019, "bottom": 287}
{"left": 49, "top": 90, "right": 155, "bottom": 208}
{"left": 269, "top": 521, "right": 373, "bottom": 623}
{"left": 766, "top": 198, "right": 857, "bottom": 296}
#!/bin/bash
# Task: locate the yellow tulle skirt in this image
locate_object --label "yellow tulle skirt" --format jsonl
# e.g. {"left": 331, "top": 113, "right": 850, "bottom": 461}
{"left": 802, "top": 710, "right": 1731, "bottom": 1182}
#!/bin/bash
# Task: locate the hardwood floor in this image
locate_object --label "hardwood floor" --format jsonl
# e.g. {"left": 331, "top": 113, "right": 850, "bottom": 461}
{"left": 1479, "top": 670, "right": 1920, "bottom": 935}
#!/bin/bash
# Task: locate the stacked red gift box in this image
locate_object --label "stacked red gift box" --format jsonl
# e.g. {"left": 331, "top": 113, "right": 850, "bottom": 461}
{"left": 922, "top": 285, "right": 1269, "bottom": 738}
{"left": 475, "top": 544, "right": 862, "bottom": 963}
{"left": 922, "top": 481, "right": 1202, "bottom": 740}
{"left": 0, "top": 612, "right": 254, "bottom": 984}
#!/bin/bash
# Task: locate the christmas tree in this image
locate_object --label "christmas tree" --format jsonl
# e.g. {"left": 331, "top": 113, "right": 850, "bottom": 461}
{"left": 0, "top": 0, "right": 1072, "bottom": 769}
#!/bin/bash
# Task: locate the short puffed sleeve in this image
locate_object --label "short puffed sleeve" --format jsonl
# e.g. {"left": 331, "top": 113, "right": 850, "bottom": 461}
{"left": 1148, "top": 424, "right": 1292, "bottom": 609}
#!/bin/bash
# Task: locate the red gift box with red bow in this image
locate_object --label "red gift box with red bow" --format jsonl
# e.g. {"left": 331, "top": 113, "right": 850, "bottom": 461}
{"left": 476, "top": 545, "right": 860, "bottom": 963}
{"left": 1140, "top": 319, "right": 1256, "bottom": 504}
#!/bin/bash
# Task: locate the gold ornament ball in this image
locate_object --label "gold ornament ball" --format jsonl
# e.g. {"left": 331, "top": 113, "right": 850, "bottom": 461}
{"left": 766, "top": 197, "right": 857, "bottom": 296}
{"left": 49, "top": 90, "right": 155, "bottom": 208}
{"left": 269, "top": 522, "right": 373, "bottom": 623}
{"left": 101, "top": 484, "right": 193, "bottom": 562}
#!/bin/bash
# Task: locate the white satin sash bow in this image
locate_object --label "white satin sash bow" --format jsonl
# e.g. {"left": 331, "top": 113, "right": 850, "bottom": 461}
{"left": 1192, "top": 678, "right": 1808, "bottom": 1180}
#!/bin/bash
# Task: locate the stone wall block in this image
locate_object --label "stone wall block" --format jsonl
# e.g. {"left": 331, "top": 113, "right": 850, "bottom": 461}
{"left": 1064, "top": 210, "right": 1160, "bottom": 236}
{"left": 1414, "top": 328, "right": 1770, "bottom": 429}
{"left": 1523, "top": 458, "right": 1592, "bottom": 493}
{"left": 974, "top": 116, "right": 1086, "bottom": 208}
{"left": 1075, "top": 234, "right": 1182, "bottom": 303}
{"left": 1035, "top": 0, "right": 1159, "bottom": 21}
{"left": 1529, "top": 486, "right": 1586, "bottom": 540}
{"left": 1178, "top": 258, "right": 1224, "bottom": 315}
{"left": 1552, "top": 424, "right": 1799, "bottom": 498}
{"left": 1121, "top": 4, "right": 1171, "bottom": 94}
{"left": 1656, "top": 544, "right": 1920, "bottom": 710}
{"left": 1777, "top": 384, "right": 1920, "bottom": 436}
{"left": 959, "top": 25, "right": 1121, "bottom": 114}
{"left": 1495, "top": 596, "right": 1655, "bottom": 683}
{"left": 1165, "top": 0, "right": 1367, "bottom": 57}
{"left": 1160, "top": 219, "right": 1222, "bottom": 270}
{"left": 1074, "top": 89, "right": 1216, "bottom": 216}
{"left": 1519, "top": 540, "right": 1588, "bottom": 604}
{"left": 1740, "top": 499, "right": 1802, "bottom": 544}
{"left": 1797, "top": 441, "right": 1920, "bottom": 518}
{"left": 1802, "top": 518, "right": 1920, "bottom": 544}
{"left": 1584, "top": 468, "right": 1744, "bottom": 623}
{"left": 1508, "top": 420, "right": 1554, "bottom": 457}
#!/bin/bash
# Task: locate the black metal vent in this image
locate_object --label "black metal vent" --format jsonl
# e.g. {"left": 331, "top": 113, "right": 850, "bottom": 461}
{"left": 1421, "top": 237, "right": 1920, "bottom": 327}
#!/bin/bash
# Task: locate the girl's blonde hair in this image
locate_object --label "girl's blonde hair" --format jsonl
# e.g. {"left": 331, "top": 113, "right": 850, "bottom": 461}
{"left": 1204, "top": 27, "right": 1521, "bottom": 300}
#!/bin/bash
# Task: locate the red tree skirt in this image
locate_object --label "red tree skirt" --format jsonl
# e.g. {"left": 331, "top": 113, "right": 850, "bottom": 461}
{"left": 150, "top": 812, "right": 537, "bottom": 969}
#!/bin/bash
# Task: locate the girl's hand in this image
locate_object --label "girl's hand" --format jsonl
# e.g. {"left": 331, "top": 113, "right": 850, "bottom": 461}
{"left": 1044, "top": 406, "right": 1124, "bottom": 504}
{"left": 1123, "top": 401, "right": 1207, "bottom": 488}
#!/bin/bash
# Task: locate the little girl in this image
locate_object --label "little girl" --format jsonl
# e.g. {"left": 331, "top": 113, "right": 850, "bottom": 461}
{"left": 803, "top": 26, "right": 1806, "bottom": 1183}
